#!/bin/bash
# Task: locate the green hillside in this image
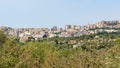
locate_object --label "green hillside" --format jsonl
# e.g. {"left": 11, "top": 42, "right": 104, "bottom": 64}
{"left": 0, "top": 31, "right": 120, "bottom": 68}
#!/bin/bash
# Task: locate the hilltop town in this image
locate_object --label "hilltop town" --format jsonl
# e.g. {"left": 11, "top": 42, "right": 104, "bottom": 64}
{"left": 0, "top": 20, "right": 120, "bottom": 43}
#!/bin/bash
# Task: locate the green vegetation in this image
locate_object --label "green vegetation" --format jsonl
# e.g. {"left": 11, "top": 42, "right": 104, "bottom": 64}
{"left": 0, "top": 31, "right": 120, "bottom": 68}
{"left": 0, "top": 31, "right": 7, "bottom": 47}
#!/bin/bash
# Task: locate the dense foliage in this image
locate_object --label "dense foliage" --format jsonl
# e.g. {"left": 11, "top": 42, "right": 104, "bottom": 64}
{"left": 0, "top": 31, "right": 120, "bottom": 68}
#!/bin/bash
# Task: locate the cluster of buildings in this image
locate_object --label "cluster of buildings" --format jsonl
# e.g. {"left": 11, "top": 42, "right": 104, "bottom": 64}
{"left": 0, "top": 20, "right": 120, "bottom": 43}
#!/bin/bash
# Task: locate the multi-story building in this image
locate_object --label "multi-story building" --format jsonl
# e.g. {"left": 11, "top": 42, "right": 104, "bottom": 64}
{"left": 65, "top": 25, "right": 71, "bottom": 30}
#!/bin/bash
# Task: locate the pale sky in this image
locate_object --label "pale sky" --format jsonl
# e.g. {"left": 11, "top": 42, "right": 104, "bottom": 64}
{"left": 0, "top": 0, "right": 120, "bottom": 28}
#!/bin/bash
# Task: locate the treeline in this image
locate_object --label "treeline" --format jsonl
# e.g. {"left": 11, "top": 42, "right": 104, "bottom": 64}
{"left": 0, "top": 31, "right": 120, "bottom": 68}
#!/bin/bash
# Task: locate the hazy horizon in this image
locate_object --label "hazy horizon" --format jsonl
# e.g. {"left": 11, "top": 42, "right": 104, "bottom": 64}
{"left": 0, "top": 0, "right": 120, "bottom": 28}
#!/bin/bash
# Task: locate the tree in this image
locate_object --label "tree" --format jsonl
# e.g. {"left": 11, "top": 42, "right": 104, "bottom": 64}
{"left": 0, "top": 31, "right": 7, "bottom": 47}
